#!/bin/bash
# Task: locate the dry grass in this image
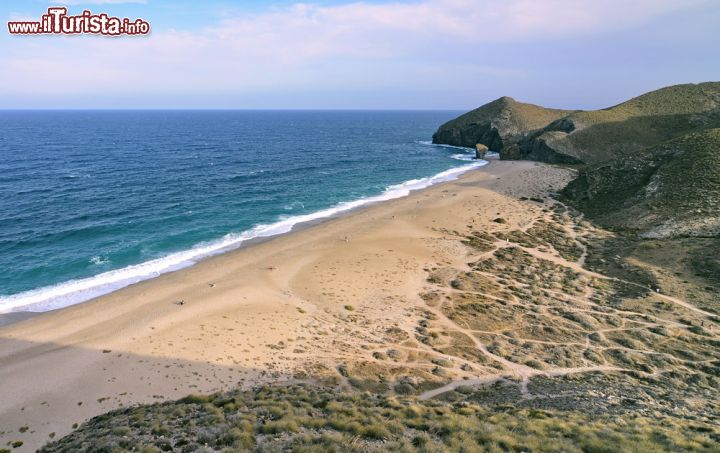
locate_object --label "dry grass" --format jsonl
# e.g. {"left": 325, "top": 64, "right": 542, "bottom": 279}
{"left": 40, "top": 384, "right": 719, "bottom": 452}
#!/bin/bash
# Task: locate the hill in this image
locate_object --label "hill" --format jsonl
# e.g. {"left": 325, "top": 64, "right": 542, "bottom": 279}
{"left": 563, "top": 128, "right": 720, "bottom": 238}
{"left": 434, "top": 82, "right": 720, "bottom": 165}
{"left": 40, "top": 384, "right": 718, "bottom": 452}
{"left": 432, "top": 96, "right": 576, "bottom": 159}
{"left": 535, "top": 82, "right": 720, "bottom": 164}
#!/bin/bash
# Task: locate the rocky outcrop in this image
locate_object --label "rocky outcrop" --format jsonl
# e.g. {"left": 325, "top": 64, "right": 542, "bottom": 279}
{"left": 518, "top": 131, "right": 583, "bottom": 164}
{"left": 474, "top": 144, "right": 488, "bottom": 160}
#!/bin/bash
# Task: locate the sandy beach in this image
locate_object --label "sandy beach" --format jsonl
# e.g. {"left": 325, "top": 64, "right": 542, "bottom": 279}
{"left": 0, "top": 160, "right": 576, "bottom": 450}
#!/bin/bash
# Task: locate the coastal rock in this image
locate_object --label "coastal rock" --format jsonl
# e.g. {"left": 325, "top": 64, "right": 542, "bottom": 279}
{"left": 521, "top": 131, "right": 582, "bottom": 164}
{"left": 474, "top": 143, "right": 488, "bottom": 160}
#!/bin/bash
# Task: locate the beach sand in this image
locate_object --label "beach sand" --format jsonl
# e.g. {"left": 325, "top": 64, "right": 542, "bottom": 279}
{"left": 0, "top": 160, "right": 574, "bottom": 451}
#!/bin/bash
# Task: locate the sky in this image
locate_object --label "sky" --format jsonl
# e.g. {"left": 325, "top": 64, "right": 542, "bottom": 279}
{"left": 1, "top": 0, "right": 719, "bottom": 109}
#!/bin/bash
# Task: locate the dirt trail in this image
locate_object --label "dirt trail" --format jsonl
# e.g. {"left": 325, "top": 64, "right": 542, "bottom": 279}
{"left": 415, "top": 197, "right": 718, "bottom": 400}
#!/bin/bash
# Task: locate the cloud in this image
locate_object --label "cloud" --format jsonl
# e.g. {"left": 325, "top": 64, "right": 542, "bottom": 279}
{"left": 0, "top": 0, "right": 716, "bottom": 107}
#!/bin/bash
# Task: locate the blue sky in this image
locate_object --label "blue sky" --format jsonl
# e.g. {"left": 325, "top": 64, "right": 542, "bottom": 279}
{"left": 1, "top": 0, "right": 719, "bottom": 109}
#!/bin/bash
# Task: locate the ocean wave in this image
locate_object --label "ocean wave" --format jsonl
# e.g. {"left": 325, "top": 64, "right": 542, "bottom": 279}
{"left": 90, "top": 255, "right": 110, "bottom": 266}
{"left": 450, "top": 151, "right": 500, "bottom": 161}
{"left": 284, "top": 201, "right": 305, "bottom": 211}
{"left": 416, "top": 140, "right": 473, "bottom": 150}
{"left": 450, "top": 153, "right": 475, "bottom": 161}
{"left": 0, "top": 161, "right": 488, "bottom": 315}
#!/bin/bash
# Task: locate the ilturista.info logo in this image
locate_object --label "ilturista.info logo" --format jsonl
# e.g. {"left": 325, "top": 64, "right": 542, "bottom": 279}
{"left": 8, "top": 7, "right": 150, "bottom": 36}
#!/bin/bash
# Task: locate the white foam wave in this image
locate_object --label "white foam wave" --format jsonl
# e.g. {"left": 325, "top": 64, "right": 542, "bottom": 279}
{"left": 0, "top": 161, "right": 487, "bottom": 315}
{"left": 89, "top": 255, "right": 110, "bottom": 266}
{"left": 450, "top": 153, "right": 475, "bottom": 161}
{"left": 416, "top": 140, "right": 473, "bottom": 151}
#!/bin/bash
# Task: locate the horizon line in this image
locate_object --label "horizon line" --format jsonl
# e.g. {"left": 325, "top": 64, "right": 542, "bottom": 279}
{"left": 0, "top": 107, "right": 467, "bottom": 112}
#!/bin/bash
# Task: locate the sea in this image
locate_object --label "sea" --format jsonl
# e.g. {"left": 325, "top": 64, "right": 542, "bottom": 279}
{"left": 0, "top": 110, "right": 486, "bottom": 314}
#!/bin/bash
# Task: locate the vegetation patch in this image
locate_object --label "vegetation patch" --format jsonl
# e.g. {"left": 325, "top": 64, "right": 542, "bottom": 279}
{"left": 40, "top": 384, "right": 719, "bottom": 452}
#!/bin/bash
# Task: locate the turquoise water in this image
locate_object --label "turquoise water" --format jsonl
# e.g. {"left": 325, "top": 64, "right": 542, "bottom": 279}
{"left": 0, "top": 110, "right": 483, "bottom": 313}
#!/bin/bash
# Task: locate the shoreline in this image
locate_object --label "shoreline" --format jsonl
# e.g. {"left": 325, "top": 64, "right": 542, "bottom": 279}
{"left": 0, "top": 159, "right": 575, "bottom": 451}
{"left": 0, "top": 159, "right": 488, "bottom": 322}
